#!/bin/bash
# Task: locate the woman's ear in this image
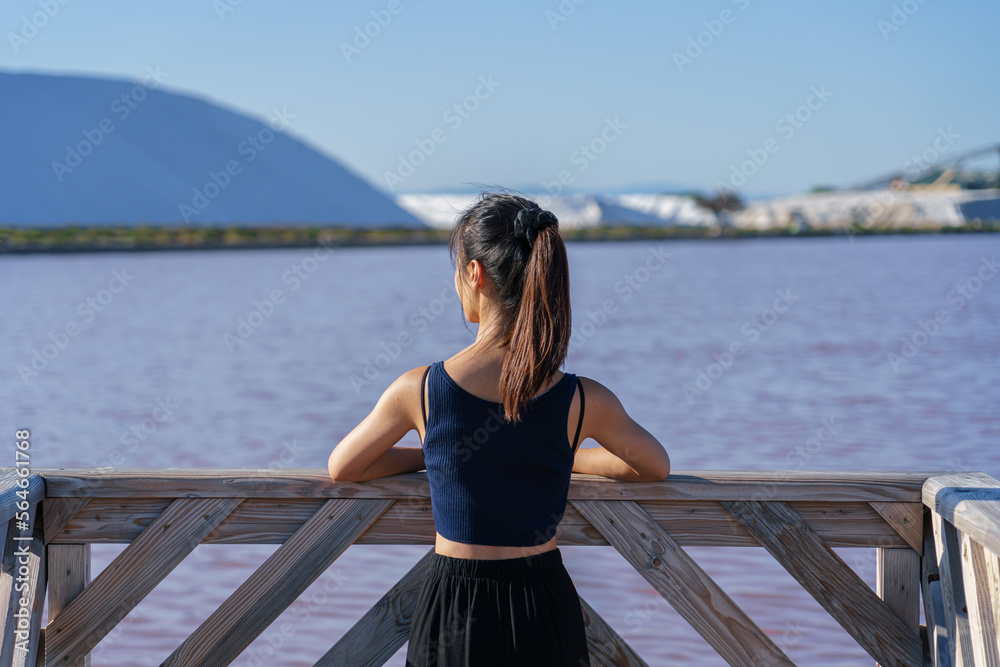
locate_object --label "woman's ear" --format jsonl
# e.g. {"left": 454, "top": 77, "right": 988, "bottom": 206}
{"left": 466, "top": 259, "right": 485, "bottom": 293}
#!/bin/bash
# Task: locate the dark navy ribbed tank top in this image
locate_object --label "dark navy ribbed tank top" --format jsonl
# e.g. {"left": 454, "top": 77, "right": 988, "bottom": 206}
{"left": 422, "top": 360, "right": 578, "bottom": 547}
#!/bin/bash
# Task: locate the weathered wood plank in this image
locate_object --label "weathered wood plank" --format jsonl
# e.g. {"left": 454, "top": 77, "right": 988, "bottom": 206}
{"left": 933, "top": 511, "right": 975, "bottom": 667}
{"left": 50, "top": 497, "right": 909, "bottom": 548}
{"left": 876, "top": 548, "right": 921, "bottom": 667}
{"left": 573, "top": 499, "right": 792, "bottom": 667}
{"left": 46, "top": 544, "right": 91, "bottom": 667}
{"left": 315, "top": 547, "right": 435, "bottom": 667}
{"left": 924, "top": 472, "right": 1000, "bottom": 557}
{"left": 989, "top": 549, "right": 1000, "bottom": 662}
{"left": 0, "top": 471, "right": 45, "bottom": 524}
{"left": 0, "top": 517, "right": 18, "bottom": 667}
{"left": 877, "top": 548, "right": 921, "bottom": 634}
{"left": 920, "top": 511, "right": 951, "bottom": 667}
{"left": 1, "top": 504, "right": 47, "bottom": 667}
{"left": 723, "top": 500, "right": 923, "bottom": 667}
{"left": 42, "top": 498, "right": 89, "bottom": 545}
{"left": 35, "top": 628, "right": 44, "bottom": 667}
{"left": 926, "top": 581, "right": 950, "bottom": 667}
{"left": 641, "top": 500, "right": 906, "bottom": 549}
{"left": 44, "top": 497, "right": 243, "bottom": 666}
{"left": 870, "top": 502, "right": 924, "bottom": 554}
{"left": 163, "top": 498, "right": 393, "bottom": 667}
{"left": 961, "top": 533, "right": 1000, "bottom": 666}
{"left": 2, "top": 508, "right": 40, "bottom": 666}
{"left": 34, "top": 468, "right": 935, "bottom": 502}
{"left": 578, "top": 595, "right": 649, "bottom": 667}
{"left": 12, "top": 508, "right": 47, "bottom": 667}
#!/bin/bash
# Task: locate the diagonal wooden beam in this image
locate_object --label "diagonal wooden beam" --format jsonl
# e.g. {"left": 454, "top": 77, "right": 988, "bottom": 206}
{"left": 578, "top": 595, "right": 648, "bottom": 667}
{"left": 162, "top": 498, "right": 394, "bottom": 667}
{"left": 869, "top": 502, "right": 923, "bottom": 554}
{"left": 44, "top": 497, "right": 243, "bottom": 666}
{"left": 42, "top": 498, "right": 90, "bottom": 545}
{"left": 316, "top": 547, "right": 435, "bottom": 667}
{"left": 722, "top": 500, "right": 923, "bottom": 667}
{"left": 572, "top": 499, "right": 792, "bottom": 667}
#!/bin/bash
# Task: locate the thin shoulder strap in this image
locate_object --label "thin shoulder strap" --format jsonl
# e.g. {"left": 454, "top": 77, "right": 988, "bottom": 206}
{"left": 420, "top": 365, "right": 431, "bottom": 430}
{"left": 571, "top": 377, "right": 585, "bottom": 453}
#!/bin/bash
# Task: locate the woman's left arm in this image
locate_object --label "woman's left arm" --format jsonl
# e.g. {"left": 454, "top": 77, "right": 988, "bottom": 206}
{"left": 328, "top": 367, "right": 426, "bottom": 482}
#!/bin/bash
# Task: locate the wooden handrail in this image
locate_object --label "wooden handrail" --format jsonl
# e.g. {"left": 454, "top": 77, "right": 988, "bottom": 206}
{"left": 35, "top": 467, "right": 935, "bottom": 500}
{"left": 924, "top": 472, "right": 1000, "bottom": 556}
{"left": 35, "top": 468, "right": 939, "bottom": 552}
{"left": 0, "top": 470, "right": 45, "bottom": 524}
{"left": 922, "top": 472, "right": 1000, "bottom": 666}
{"left": 5, "top": 467, "right": 998, "bottom": 666}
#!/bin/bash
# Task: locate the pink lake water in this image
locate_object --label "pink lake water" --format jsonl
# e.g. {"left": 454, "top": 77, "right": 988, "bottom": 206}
{"left": 2, "top": 234, "right": 998, "bottom": 665}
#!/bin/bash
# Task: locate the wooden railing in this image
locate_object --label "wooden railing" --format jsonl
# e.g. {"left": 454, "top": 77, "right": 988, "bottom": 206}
{"left": 922, "top": 473, "right": 1000, "bottom": 666}
{"left": 0, "top": 470, "right": 45, "bottom": 667}
{"left": 1, "top": 467, "right": 998, "bottom": 666}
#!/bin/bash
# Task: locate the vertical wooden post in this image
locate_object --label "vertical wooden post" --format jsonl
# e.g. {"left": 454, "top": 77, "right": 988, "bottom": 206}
{"left": 989, "top": 551, "right": 1000, "bottom": 660}
{"left": 11, "top": 503, "right": 48, "bottom": 667}
{"left": 46, "top": 544, "right": 91, "bottom": 667}
{"left": 921, "top": 510, "right": 949, "bottom": 666}
{"left": 876, "top": 548, "right": 920, "bottom": 667}
{"left": 1, "top": 515, "right": 21, "bottom": 666}
{"left": 2, "top": 503, "right": 48, "bottom": 667}
{"left": 960, "top": 534, "right": 1000, "bottom": 666}
{"left": 3, "top": 504, "right": 48, "bottom": 667}
{"left": 877, "top": 548, "right": 921, "bottom": 631}
{"left": 933, "top": 511, "right": 975, "bottom": 666}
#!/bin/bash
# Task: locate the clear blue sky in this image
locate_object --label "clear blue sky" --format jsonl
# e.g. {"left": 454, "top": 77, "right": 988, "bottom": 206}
{"left": 2, "top": 0, "right": 997, "bottom": 197}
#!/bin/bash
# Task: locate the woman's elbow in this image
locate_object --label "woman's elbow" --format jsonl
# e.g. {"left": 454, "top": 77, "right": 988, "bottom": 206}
{"left": 641, "top": 452, "right": 671, "bottom": 482}
{"left": 329, "top": 466, "right": 365, "bottom": 483}
{"left": 328, "top": 466, "right": 350, "bottom": 483}
{"left": 328, "top": 451, "right": 359, "bottom": 483}
{"left": 657, "top": 453, "right": 672, "bottom": 480}
{"left": 637, "top": 466, "right": 670, "bottom": 483}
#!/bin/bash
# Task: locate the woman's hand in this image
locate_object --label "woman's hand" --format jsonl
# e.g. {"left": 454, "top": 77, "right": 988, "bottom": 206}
{"left": 328, "top": 366, "right": 427, "bottom": 482}
{"left": 571, "top": 377, "right": 670, "bottom": 482}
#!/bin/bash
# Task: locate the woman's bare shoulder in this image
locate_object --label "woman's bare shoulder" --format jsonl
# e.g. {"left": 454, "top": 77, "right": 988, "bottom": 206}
{"left": 372, "top": 365, "right": 431, "bottom": 411}
{"left": 576, "top": 376, "right": 625, "bottom": 411}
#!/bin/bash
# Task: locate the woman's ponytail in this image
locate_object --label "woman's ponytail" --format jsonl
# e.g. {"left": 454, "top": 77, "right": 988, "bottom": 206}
{"left": 500, "top": 214, "right": 571, "bottom": 421}
{"left": 449, "top": 192, "right": 572, "bottom": 422}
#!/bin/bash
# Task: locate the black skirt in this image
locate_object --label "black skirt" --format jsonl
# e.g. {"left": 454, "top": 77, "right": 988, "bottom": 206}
{"left": 406, "top": 548, "right": 590, "bottom": 666}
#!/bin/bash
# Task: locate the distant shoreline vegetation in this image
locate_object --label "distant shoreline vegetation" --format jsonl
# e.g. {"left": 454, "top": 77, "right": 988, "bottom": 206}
{"left": 1, "top": 222, "right": 997, "bottom": 254}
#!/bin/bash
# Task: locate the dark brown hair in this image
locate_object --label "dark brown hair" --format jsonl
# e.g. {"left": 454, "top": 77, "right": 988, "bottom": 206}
{"left": 449, "top": 192, "right": 571, "bottom": 422}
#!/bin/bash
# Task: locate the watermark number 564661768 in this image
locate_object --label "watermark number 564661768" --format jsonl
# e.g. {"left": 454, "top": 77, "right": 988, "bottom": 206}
{"left": 12, "top": 429, "right": 36, "bottom": 655}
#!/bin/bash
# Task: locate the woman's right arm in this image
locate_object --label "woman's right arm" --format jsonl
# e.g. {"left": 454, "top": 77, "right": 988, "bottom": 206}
{"left": 571, "top": 377, "right": 670, "bottom": 482}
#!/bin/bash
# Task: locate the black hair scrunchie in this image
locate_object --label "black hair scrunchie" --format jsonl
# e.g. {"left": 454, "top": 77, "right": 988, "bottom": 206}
{"left": 512, "top": 207, "right": 558, "bottom": 248}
